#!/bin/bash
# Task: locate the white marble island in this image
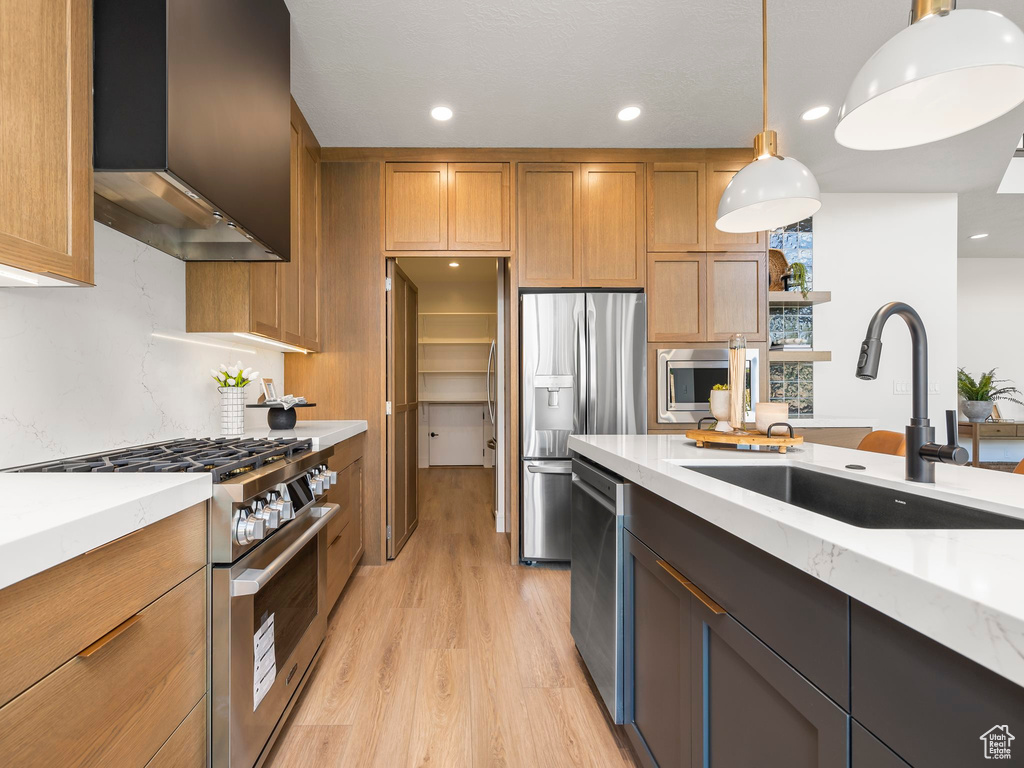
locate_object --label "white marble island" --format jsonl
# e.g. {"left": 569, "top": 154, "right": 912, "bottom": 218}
{"left": 570, "top": 433, "right": 1024, "bottom": 689}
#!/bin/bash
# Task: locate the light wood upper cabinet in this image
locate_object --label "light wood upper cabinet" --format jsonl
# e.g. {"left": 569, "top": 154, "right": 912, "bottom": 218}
{"left": 647, "top": 162, "right": 705, "bottom": 252}
{"left": 0, "top": 0, "right": 93, "bottom": 285}
{"left": 385, "top": 163, "right": 448, "bottom": 250}
{"left": 280, "top": 100, "right": 321, "bottom": 350}
{"left": 581, "top": 163, "right": 645, "bottom": 287}
{"left": 186, "top": 99, "right": 321, "bottom": 352}
{"left": 517, "top": 163, "right": 581, "bottom": 287}
{"left": 647, "top": 253, "right": 705, "bottom": 342}
{"left": 706, "top": 161, "right": 767, "bottom": 252}
{"left": 448, "top": 163, "right": 510, "bottom": 250}
{"left": 706, "top": 252, "right": 767, "bottom": 341}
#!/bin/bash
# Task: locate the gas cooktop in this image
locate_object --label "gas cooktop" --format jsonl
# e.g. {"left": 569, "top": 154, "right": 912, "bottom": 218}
{"left": 7, "top": 437, "right": 313, "bottom": 484}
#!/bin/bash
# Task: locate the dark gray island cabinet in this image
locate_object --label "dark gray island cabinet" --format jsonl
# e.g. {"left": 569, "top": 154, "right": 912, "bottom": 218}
{"left": 622, "top": 483, "right": 1024, "bottom": 768}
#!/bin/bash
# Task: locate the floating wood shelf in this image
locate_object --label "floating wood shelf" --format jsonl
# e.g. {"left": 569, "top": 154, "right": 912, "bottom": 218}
{"left": 769, "top": 291, "right": 832, "bottom": 306}
{"left": 419, "top": 395, "right": 488, "bottom": 403}
{"left": 418, "top": 339, "right": 493, "bottom": 345}
{"left": 768, "top": 350, "right": 832, "bottom": 362}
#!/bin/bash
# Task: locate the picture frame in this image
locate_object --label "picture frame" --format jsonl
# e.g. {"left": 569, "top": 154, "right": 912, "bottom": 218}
{"left": 259, "top": 378, "right": 279, "bottom": 403}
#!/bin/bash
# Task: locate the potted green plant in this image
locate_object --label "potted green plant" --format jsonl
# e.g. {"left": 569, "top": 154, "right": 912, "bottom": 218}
{"left": 957, "top": 367, "right": 1022, "bottom": 423}
{"left": 785, "top": 262, "right": 809, "bottom": 299}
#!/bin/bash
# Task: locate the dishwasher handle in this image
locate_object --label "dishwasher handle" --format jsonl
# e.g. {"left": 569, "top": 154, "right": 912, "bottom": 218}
{"left": 231, "top": 504, "right": 339, "bottom": 597}
{"left": 572, "top": 475, "right": 616, "bottom": 514}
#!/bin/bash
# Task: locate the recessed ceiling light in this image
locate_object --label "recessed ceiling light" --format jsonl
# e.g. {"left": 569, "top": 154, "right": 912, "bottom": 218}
{"left": 431, "top": 106, "right": 453, "bottom": 121}
{"left": 617, "top": 106, "right": 641, "bottom": 121}
{"left": 801, "top": 105, "right": 830, "bottom": 121}
{"left": 970, "top": 233, "right": 989, "bottom": 239}
{"left": 448, "top": 262, "right": 460, "bottom": 268}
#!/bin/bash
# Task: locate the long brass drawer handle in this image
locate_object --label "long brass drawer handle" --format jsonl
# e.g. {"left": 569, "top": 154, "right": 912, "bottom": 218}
{"left": 655, "top": 559, "right": 726, "bottom": 615}
{"left": 78, "top": 614, "right": 141, "bottom": 658}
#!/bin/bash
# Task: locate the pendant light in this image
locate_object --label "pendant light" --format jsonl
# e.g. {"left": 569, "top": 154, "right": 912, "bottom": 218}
{"left": 716, "top": 0, "right": 821, "bottom": 234}
{"left": 836, "top": 0, "right": 1024, "bottom": 150}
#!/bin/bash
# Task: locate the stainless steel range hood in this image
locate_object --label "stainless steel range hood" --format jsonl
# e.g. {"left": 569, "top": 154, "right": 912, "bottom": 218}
{"left": 93, "top": 0, "right": 291, "bottom": 262}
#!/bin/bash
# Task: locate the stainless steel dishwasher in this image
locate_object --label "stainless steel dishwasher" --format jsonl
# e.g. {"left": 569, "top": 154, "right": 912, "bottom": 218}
{"left": 570, "top": 456, "right": 628, "bottom": 723}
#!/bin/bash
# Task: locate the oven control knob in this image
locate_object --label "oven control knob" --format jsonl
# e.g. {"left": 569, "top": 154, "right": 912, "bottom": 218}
{"left": 317, "top": 464, "right": 333, "bottom": 490}
{"left": 307, "top": 470, "right": 324, "bottom": 495}
{"left": 234, "top": 513, "right": 267, "bottom": 546}
{"left": 323, "top": 466, "right": 338, "bottom": 486}
{"left": 267, "top": 491, "right": 294, "bottom": 522}
{"left": 252, "top": 499, "right": 280, "bottom": 530}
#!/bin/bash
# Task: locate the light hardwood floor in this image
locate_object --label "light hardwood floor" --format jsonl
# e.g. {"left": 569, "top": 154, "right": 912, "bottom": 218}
{"left": 265, "top": 467, "right": 638, "bottom": 768}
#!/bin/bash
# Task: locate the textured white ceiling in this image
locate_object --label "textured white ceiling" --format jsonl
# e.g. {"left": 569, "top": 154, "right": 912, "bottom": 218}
{"left": 287, "top": 0, "right": 1024, "bottom": 258}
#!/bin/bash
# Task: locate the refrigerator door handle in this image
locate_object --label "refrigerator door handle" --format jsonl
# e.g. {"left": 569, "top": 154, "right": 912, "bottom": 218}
{"left": 575, "top": 307, "right": 587, "bottom": 436}
{"left": 527, "top": 462, "right": 573, "bottom": 474}
{"left": 586, "top": 297, "right": 598, "bottom": 432}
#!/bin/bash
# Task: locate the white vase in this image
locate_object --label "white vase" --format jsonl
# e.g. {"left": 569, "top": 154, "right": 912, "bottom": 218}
{"left": 710, "top": 390, "right": 733, "bottom": 432}
{"left": 219, "top": 386, "right": 246, "bottom": 437}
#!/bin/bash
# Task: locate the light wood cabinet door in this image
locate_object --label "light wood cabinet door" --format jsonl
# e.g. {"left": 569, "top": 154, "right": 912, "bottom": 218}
{"left": 296, "top": 102, "right": 321, "bottom": 351}
{"left": 385, "top": 162, "right": 448, "bottom": 250}
{"left": 517, "top": 163, "right": 581, "bottom": 287}
{"left": 280, "top": 118, "right": 303, "bottom": 346}
{"left": 249, "top": 263, "right": 282, "bottom": 339}
{"left": 648, "top": 253, "right": 706, "bottom": 342}
{"left": 706, "top": 161, "right": 767, "bottom": 252}
{"left": 581, "top": 163, "right": 645, "bottom": 287}
{"left": 448, "top": 162, "right": 510, "bottom": 250}
{"left": 0, "top": 0, "right": 93, "bottom": 284}
{"left": 706, "top": 252, "right": 767, "bottom": 341}
{"left": 647, "top": 162, "right": 705, "bottom": 252}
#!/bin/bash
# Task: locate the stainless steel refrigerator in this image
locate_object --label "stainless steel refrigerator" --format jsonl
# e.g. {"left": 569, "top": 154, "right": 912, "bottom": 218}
{"left": 520, "top": 292, "right": 646, "bottom": 562}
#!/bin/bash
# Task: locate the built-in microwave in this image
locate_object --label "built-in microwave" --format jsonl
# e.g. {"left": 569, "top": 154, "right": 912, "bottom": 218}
{"left": 656, "top": 348, "right": 759, "bottom": 424}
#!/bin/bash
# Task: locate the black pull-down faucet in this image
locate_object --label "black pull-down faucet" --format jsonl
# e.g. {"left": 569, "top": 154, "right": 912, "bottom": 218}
{"left": 856, "top": 302, "right": 968, "bottom": 483}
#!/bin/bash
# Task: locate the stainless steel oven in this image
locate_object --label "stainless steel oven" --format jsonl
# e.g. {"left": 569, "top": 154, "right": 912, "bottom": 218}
{"left": 212, "top": 497, "right": 338, "bottom": 768}
{"left": 656, "top": 348, "right": 759, "bottom": 424}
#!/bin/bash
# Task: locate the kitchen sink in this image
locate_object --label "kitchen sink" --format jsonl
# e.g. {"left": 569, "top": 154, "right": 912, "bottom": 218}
{"left": 684, "top": 465, "right": 1024, "bottom": 529}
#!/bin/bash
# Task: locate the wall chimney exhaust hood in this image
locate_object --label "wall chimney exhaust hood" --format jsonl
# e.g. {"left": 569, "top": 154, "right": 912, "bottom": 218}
{"left": 93, "top": 0, "right": 291, "bottom": 262}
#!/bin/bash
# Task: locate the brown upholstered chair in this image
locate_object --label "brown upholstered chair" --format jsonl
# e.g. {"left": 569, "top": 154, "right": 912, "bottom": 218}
{"left": 1014, "top": 459, "right": 1024, "bottom": 475}
{"left": 857, "top": 430, "right": 907, "bottom": 457}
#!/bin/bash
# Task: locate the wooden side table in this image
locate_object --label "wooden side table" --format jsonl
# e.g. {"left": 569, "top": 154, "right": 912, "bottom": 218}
{"left": 958, "top": 421, "right": 1024, "bottom": 467}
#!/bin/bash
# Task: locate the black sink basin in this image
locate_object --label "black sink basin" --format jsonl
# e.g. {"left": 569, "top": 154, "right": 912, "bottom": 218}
{"left": 684, "top": 465, "right": 1024, "bottom": 529}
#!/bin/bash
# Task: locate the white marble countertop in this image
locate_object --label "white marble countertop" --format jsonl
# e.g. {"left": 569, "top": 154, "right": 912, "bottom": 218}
{"left": 569, "top": 433, "right": 1024, "bottom": 688}
{"left": 242, "top": 420, "right": 368, "bottom": 450}
{"left": 0, "top": 473, "right": 212, "bottom": 591}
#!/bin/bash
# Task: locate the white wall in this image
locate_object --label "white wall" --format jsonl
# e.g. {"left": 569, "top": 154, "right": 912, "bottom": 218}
{"left": 0, "top": 225, "right": 284, "bottom": 468}
{"left": 958, "top": 258, "right": 1024, "bottom": 463}
{"left": 812, "top": 193, "right": 959, "bottom": 433}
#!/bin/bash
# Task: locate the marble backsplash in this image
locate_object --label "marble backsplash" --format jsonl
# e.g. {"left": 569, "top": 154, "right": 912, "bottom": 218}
{"left": 0, "top": 225, "right": 285, "bottom": 468}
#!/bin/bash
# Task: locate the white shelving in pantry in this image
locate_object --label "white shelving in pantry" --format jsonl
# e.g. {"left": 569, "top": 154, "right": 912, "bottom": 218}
{"left": 418, "top": 312, "right": 496, "bottom": 404}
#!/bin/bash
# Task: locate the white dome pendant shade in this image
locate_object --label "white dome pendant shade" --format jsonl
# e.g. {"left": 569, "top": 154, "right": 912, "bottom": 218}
{"left": 836, "top": 5, "right": 1024, "bottom": 150}
{"left": 715, "top": 0, "right": 821, "bottom": 234}
{"left": 716, "top": 152, "right": 821, "bottom": 234}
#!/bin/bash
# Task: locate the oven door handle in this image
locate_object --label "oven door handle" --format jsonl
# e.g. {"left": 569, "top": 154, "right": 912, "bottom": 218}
{"left": 230, "top": 503, "right": 340, "bottom": 597}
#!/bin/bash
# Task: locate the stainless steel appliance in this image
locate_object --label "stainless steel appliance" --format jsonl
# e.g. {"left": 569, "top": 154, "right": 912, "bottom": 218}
{"left": 570, "top": 457, "right": 629, "bottom": 723}
{"left": 656, "top": 347, "right": 760, "bottom": 425}
{"left": 93, "top": 0, "right": 291, "bottom": 262}
{"left": 520, "top": 291, "right": 645, "bottom": 562}
{"left": 7, "top": 437, "right": 339, "bottom": 768}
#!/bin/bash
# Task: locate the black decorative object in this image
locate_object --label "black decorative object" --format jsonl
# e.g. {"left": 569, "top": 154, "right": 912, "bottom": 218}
{"left": 246, "top": 403, "right": 316, "bottom": 430}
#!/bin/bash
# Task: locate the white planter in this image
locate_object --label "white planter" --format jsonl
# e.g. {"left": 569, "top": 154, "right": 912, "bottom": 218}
{"left": 219, "top": 386, "right": 246, "bottom": 436}
{"left": 710, "top": 390, "right": 733, "bottom": 432}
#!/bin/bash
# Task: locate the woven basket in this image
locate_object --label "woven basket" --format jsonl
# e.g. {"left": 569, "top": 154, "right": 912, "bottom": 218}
{"left": 768, "top": 249, "right": 788, "bottom": 291}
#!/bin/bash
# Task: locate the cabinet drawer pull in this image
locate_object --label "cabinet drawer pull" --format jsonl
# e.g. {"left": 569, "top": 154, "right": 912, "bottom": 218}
{"left": 656, "top": 559, "right": 726, "bottom": 615}
{"left": 77, "top": 614, "right": 141, "bottom": 658}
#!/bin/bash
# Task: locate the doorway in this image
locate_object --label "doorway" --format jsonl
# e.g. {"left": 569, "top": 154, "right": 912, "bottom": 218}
{"left": 388, "top": 257, "right": 506, "bottom": 551}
